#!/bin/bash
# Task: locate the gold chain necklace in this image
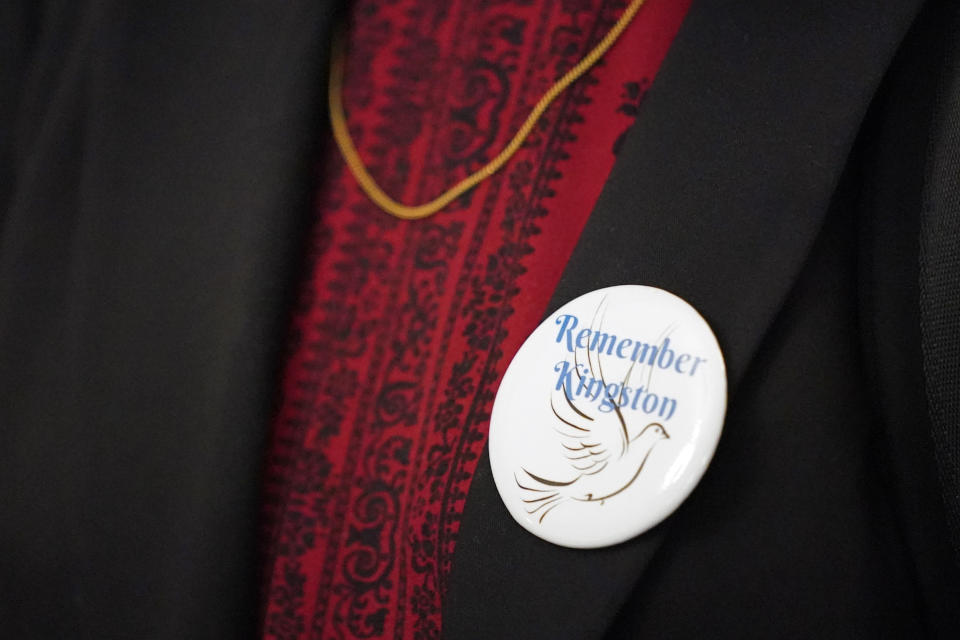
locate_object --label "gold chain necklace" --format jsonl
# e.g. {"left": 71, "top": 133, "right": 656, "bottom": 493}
{"left": 329, "top": 0, "right": 647, "bottom": 220}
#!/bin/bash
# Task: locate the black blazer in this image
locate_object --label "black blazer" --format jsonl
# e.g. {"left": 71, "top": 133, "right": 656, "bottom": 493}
{"left": 2, "top": 0, "right": 958, "bottom": 637}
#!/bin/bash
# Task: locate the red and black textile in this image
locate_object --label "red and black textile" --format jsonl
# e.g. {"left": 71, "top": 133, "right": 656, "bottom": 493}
{"left": 260, "top": 0, "right": 690, "bottom": 638}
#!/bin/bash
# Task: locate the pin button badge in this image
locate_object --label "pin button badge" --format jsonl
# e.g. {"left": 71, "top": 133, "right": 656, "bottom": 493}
{"left": 489, "top": 285, "right": 727, "bottom": 548}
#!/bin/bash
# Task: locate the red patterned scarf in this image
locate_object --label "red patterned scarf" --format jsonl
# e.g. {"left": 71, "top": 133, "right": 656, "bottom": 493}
{"left": 261, "top": 1, "right": 690, "bottom": 637}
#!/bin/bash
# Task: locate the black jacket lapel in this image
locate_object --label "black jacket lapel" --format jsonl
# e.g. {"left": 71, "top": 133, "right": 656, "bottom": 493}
{"left": 854, "top": 0, "right": 960, "bottom": 632}
{"left": 0, "top": 1, "right": 336, "bottom": 636}
{"left": 918, "top": 1, "right": 960, "bottom": 565}
{"left": 443, "top": 1, "right": 926, "bottom": 638}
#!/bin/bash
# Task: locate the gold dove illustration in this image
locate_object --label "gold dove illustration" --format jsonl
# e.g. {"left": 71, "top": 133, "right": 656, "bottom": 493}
{"left": 515, "top": 298, "right": 672, "bottom": 523}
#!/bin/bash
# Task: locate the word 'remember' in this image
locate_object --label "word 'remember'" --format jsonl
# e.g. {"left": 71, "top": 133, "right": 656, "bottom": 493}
{"left": 554, "top": 314, "right": 707, "bottom": 375}
{"left": 552, "top": 314, "right": 709, "bottom": 419}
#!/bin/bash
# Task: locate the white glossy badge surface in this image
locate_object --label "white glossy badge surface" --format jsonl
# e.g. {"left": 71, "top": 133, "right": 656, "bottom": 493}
{"left": 489, "top": 285, "right": 727, "bottom": 548}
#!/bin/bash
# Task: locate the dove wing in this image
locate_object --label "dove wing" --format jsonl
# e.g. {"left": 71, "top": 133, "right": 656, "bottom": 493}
{"left": 550, "top": 376, "right": 626, "bottom": 478}
{"left": 547, "top": 294, "right": 647, "bottom": 476}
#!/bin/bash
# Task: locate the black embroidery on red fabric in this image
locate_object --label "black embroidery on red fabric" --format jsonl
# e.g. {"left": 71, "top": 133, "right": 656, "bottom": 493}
{"left": 259, "top": 1, "right": 662, "bottom": 638}
{"left": 612, "top": 78, "right": 651, "bottom": 156}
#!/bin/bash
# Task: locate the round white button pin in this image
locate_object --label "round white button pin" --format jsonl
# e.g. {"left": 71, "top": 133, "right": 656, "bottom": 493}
{"left": 489, "top": 285, "right": 727, "bottom": 548}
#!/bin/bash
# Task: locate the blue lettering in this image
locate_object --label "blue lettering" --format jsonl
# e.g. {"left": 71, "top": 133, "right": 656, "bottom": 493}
{"left": 642, "top": 393, "right": 659, "bottom": 414}
{"left": 659, "top": 397, "right": 677, "bottom": 421}
{"left": 598, "top": 383, "right": 622, "bottom": 413}
{"left": 576, "top": 328, "right": 591, "bottom": 349}
{"left": 656, "top": 338, "right": 675, "bottom": 369}
{"left": 690, "top": 357, "right": 707, "bottom": 376}
{"left": 554, "top": 360, "right": 574, "bottom": 393}
{"left": 555, "top": 315, "right": 578, "bottom": 352}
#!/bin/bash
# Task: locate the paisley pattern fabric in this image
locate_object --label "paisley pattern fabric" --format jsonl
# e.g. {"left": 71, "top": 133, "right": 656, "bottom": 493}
{"left": 260, "top": 0, "right": 690, "bottom": 637}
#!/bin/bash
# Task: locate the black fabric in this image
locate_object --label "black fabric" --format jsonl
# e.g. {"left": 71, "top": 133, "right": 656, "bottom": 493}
{"left": 919, "top": 0, "right": 960, "bottom": 562}
{"left": 856, "top": 0, "right": 960, "bottom": 630}
{"left": 443, "top": 0, "right": 960, "bottom": 638}
{"left": 605, "top": 158, "right": 922, "bottom": 637}
{"left": 0, "top": 1, "right": 335, "bottom": 637}
{"left": 0, "top": 1, "right": 40, "bottom": 220}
